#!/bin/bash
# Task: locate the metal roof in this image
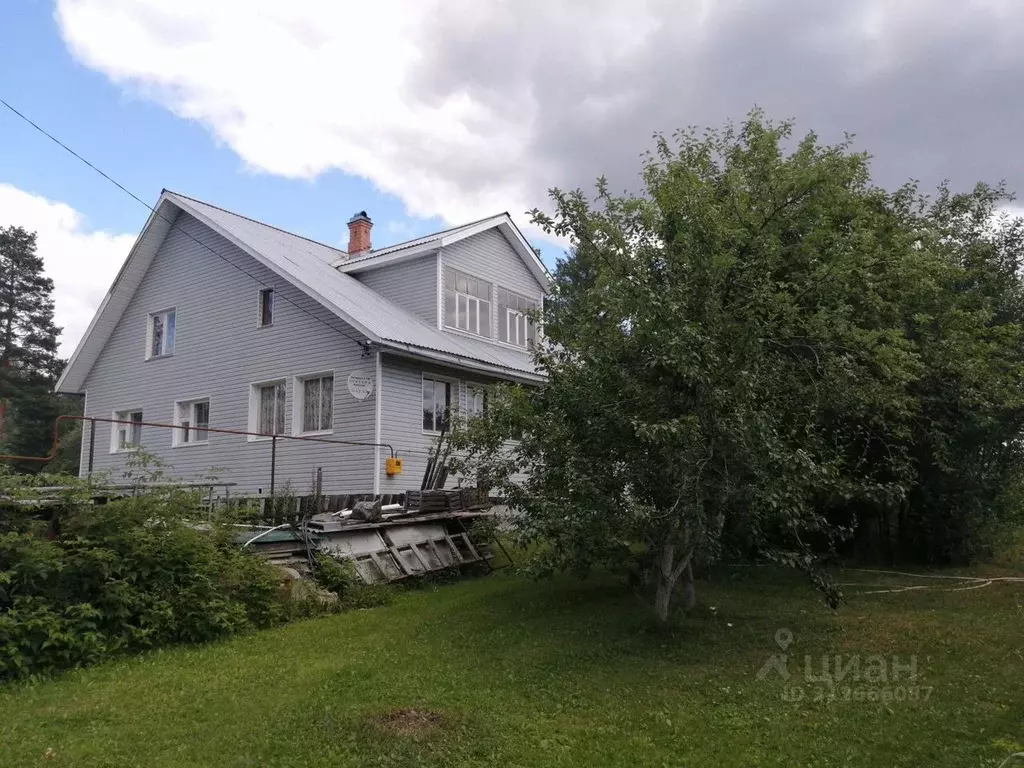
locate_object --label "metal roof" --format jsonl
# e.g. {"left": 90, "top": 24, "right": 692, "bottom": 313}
{"left": 57, "top": 192, "right": 542, "bottom": 392}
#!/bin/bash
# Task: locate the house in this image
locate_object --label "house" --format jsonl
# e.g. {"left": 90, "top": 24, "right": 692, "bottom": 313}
{"left": 56, "top": 191, "right": 549, "bottom": 497}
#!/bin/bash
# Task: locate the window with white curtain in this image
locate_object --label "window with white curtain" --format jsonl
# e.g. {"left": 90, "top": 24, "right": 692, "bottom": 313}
{"left": 111, "top": 409, "right": 143, "bottom": 452}
{"left": 174, "top": 399, "right": 210, "bottom": 445}
{"left": 250, "top": 381, "right": 286, "bottom": 437}
{"left": 422, "top": 377, "right": 452, "bottom": 432}
{"left": 497, "top": 289, "right": 538, "bottom": 348}
{"left": 296, "top": 374, "right": 334, "bottom": 433}
{"left": 466, "top": 384, "right": 488, "bottom": 419}
{"left": 444, "top": 268, "right": 491, "bottom": 337}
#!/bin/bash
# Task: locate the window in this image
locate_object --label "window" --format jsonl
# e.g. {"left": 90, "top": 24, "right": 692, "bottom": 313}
{"left": 147, "top": 309, "right": 175, "bottom": 358}
{"left": 111, "top": 409, "right": 143, "bottom": 452}
{"left": 422, "top": 377, "right": 452, "bottom": 432}
{"left": 258, "top": 288, "right": 274, "bottom": 327}
{"left": 498, "top": 289, "right": 538, "bottom": 348}
{"left": 444, "top": 268, "right": 491, "bottom": 337}
{"left": 296, "top": 374, "right": 333, "bottom": 434}
{"left": 466, "top": 384, "right": 488, "bottom": 419}
{"left": 251, "top": 381, "right": 286, "bottom": 437}
{"left": 174, "top": 399, "right": 210, "bottom": 445}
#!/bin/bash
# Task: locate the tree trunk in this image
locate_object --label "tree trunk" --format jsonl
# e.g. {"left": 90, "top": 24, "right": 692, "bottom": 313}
{"left": 679, "top": 560, "right": 697, "bottom": 611}
{"left": 654, "top": 541, "right": 676, "bottom": 623}
{"left": 653, "top": 542, "right": 696, "bottom": 623}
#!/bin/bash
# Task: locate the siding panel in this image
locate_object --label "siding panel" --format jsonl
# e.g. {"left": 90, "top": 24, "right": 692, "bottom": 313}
{"left": 377, "top": 354, "right": 517, "bottom": 494}
{"left": 355, "top": 255, "right": 438, "bottom": 326}
{"left": 80, "top": 214, "right": 378, "bottom": 495}
{"left": 441, "top": 228, "right": 544, "bottom": 346}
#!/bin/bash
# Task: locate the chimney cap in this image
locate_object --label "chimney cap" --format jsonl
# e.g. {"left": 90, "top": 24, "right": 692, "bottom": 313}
{"left": 348, "top": 210, "right": 371, "bottom": 223}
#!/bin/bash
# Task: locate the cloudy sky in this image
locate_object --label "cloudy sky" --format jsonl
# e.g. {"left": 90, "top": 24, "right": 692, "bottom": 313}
{"left": 1, "top": 0, "right": 1023, "bottom": 356}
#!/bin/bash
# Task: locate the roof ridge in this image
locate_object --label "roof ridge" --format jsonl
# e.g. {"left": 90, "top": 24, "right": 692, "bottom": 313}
{"left": 164, "top": 190, "right": 348, "bottom": 256}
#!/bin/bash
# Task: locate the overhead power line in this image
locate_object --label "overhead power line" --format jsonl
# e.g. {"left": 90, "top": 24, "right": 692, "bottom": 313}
{"left": 0, "top": 96, "right": 372, "bottom": 352}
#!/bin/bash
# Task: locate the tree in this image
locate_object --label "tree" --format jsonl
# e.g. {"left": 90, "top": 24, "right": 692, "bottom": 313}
{"left": 855, "top": 183, "right": 1024, "bottom": 564}
{"left": 451, "top": 113, "right": 1022, "bottom": 622}
{"left": 0, "top": 226, "right": 63, "bottom": 470}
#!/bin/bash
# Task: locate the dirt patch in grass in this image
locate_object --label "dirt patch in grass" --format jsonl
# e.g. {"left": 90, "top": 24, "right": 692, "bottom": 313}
{"left": 373, "top": 708, "right": 446, "bottom": 734}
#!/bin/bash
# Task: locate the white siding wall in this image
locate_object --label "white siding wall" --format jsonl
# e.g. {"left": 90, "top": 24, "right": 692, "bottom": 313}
{"left": 355, "top": 254, "right": 438, "bottom": 326}
{"left": 441, "top": 228, "right": 545, "bottom": 343}
{"left": 378, "top": 354, "right": 512, "bottom": 494}
{"left": 80, "top": 214, "right": 378, "bottom": 495}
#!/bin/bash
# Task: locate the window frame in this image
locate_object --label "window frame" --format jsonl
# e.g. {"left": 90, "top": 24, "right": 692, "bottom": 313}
{"left": 465, "top": 383, "right": 488, "bottom": 420}
{"left": 247, "top": 378, "right": 287, "bottom": 441}
{"left": 421, "top": 374, "right": 457, "bottom": 434}
{"left": 145, "top": 308, "right": 176, "bottom": 359}
{"left": 110, "top": 408, "right": 144, "bottom": 453}
{"left": 257, "top": 287, "right": 275, "bottom": 328}
{"left": 292, "top": 370, "right": 335, "bottom": 436}
{"left": 497, "top": 288, "right": 539, "bottom": 349}
{"left": 172, "top": 397, "right": 211, "bottom": 447}
{"left": 443, "top": 267, "right": 492, "bottom": 338}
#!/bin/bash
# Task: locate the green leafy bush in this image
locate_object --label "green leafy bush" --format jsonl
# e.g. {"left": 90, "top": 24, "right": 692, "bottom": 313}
{"left": 0, "top": 470, "right": 308, "bottom": 682}
{"left": 311, "top": 553, "right": 395, "bottom": 609}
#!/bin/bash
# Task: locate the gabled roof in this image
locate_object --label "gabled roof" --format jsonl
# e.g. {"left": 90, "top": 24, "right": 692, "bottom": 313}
{"left": 335, "top": 212, "right": 552, "bottom": 290}
{"left": 56, "top": 191, "right": 544, "bottom": 393}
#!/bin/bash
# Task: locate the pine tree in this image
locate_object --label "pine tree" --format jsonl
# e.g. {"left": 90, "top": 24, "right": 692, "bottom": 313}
{"left": 0, "top": 226, "right": 64, "bottom": 471}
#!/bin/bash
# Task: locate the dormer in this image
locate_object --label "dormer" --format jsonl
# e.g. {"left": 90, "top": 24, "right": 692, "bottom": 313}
{"left": 337, "top": 213, "right": 550, "bottom": 344}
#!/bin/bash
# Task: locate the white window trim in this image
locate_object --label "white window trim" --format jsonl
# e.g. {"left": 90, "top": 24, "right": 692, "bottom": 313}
{"left": 247, "top": 378, "right": 287, "bottom": 442}
{"left": 497, "top": 287, "right": 540, "bottom": 349}
{"left": 465, "top": 383, "right": 488, "bottom": 419}
{"left": 292, "top": 370, "right": 336, "bottom": 436}
{"left": 109, "top": 407, "right": 144, "bottom": 454}
{"left": 172, "top": 396, "right": 212, "bottom": 447}
{"left": 421, "top": 373, "right": 460, "bottom": 435}
{"left": 145, "top": 307, "right": 176, "bottom": 360}
{"left": 435, "top": 251, "right": 443, "bottom": 331}
{"left": 257, "top": 287, "right": 274, "bottom": 328}
{"left": 443, "top": 267, "right": 493, "bottom": 338}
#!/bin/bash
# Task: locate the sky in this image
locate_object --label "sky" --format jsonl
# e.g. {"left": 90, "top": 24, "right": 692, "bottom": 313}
{"left": 2, "top": 0, "right": 1024, "bottom": 357}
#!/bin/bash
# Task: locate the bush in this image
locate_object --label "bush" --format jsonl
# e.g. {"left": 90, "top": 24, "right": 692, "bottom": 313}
{"left": 311, "top": 553, "right": 395, "bottom": 609}
{"left": 0, "top": 470, "right": 311, "bottom": 682}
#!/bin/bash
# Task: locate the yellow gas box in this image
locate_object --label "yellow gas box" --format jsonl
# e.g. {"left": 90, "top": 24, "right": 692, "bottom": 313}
{"left": 385, "top": 456, "right": 404, "bottom": 476}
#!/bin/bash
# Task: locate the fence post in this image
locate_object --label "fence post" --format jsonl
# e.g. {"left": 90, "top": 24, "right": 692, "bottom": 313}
{"left": 87, "top": 418, "right": 96, "bottom": 475}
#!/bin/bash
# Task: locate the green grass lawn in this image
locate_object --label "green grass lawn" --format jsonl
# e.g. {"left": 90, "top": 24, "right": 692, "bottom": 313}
{"left": 1, "top": 564, "right": 1022, "bottom": 767}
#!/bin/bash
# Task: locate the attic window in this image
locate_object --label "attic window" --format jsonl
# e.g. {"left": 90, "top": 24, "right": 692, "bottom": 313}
{"left": 444, "top": 268, "right": 491, "bottom": 338}
{"left": 147, "top": 309, "right": 175, "bottom": 358}
{"left": 498, "top": 289, "right": 537, "bottom": 348}
{"left": 258, "top": 288, "right": 274, "bottom": 327}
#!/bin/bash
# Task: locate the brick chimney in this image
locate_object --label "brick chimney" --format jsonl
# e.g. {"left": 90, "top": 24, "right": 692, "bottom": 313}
{"left": 347, "top": 211, "right": 372, "bottom": 255}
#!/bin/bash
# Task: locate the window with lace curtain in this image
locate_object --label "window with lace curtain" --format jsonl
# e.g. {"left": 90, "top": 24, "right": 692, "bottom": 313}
{"left": 248, "top": 380, "right": 285, "bottom": 438}
{"left": 295, "top": 374, "right": 334, "bottom": 434}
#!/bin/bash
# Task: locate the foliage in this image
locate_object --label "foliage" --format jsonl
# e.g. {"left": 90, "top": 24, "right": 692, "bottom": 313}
{"left": 0, "top": 468, "right": 311, "bottom": 682}
{"left": 311, "top": 553, "right": 395, "bottom": 609}
{"left": 451, "top": 111, "right": 1024, "bottom": 621}
{"left": 0, "top": 568, "right": 1022, "bottom": 767}
{"left": 0, "top": 226, "right": 65, "bottom": 473}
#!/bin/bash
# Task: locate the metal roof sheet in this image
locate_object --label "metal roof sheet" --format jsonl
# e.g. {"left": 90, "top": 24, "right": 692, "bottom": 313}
{"left": 166, "top": 193, "right": 540, "bottom": 379}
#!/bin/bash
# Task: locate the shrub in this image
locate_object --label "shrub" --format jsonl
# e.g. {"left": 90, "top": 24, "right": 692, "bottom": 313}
{"left": 311, "top": 553, "right": 395, "bottom": 609}
{"left": 0, "top": 470, "right": 313, "bottom": 682}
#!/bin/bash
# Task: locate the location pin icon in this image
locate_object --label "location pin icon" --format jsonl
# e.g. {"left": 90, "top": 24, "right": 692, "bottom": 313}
{"left": 775, "top": 628, "right": 793, "bottom": 651}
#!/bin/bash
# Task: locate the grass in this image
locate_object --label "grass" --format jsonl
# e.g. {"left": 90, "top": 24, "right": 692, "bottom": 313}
{"left": 1, "top": 564, "right": 1022, "bottom": 767}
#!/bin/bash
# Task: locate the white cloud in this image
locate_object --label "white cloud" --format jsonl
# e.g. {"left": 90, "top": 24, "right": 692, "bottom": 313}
{"left": 53, "top": 0, "right": 661, "bottom": 229}
{"left": 0, "top": 184, "right": 133, "bottom": 358}
{"left": 54, "top": 0, "right": 1024, "bottom": 235}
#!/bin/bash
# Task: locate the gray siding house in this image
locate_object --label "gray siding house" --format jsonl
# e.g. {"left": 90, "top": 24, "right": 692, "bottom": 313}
{"left": 57, "top": 192, "right": 549, "bottom": 497}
